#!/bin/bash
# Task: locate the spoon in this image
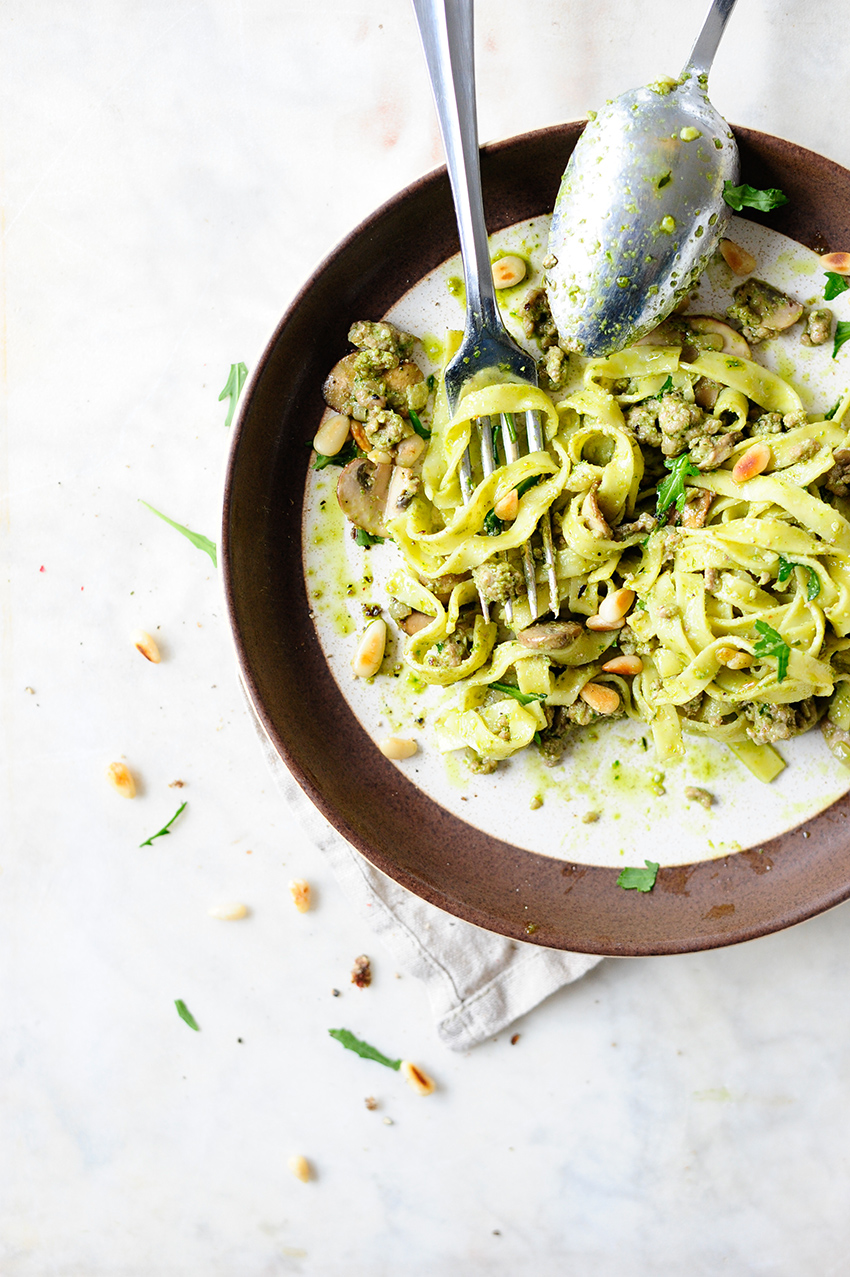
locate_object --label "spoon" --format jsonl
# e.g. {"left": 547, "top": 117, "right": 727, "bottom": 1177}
{"left": 547, "top": 0, "right": 740, "bottom": 357}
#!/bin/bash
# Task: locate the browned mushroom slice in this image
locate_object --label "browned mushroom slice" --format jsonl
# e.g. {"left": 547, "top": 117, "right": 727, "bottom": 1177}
{"left": 385, "top": 466, "right": 421, "bottom": 519}
{"left": 336, "top": 458, "right": 392, "bottom": 536}
{"left": 401, "top": 611, "right": 434, "bottom": 636}
{"left": 517, "top": 620, "right": 583, "bottom": 650}
{"left": 384, "top": 361, "right": 427, "bottom": 414}
{"left": 727, "top": 279, "right": 804, "bottom": 342}
{"left": 323, "top": 353, "right": 358, "bottom": 413}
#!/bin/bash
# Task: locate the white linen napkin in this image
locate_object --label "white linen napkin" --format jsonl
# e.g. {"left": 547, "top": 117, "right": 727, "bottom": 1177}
{"left": 243, "top": 686, "right": 602, "bottom": 1051}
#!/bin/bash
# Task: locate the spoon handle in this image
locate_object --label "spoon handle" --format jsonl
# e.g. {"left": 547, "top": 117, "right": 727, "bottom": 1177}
{"left": 410, "top": 0, "right": 499, "bottom": 328}
{"left": 684, "top": 0, "right": 739, "bottom": 78}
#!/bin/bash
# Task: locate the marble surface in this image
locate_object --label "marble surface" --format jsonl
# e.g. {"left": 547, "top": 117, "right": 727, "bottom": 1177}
{"left": 4, "top": 2, "right": 850, "bottom": 1273}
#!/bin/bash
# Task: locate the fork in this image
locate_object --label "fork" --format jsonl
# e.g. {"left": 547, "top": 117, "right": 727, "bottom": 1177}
{"left": 411, "top": 0, "right": 559, "bottom": 624}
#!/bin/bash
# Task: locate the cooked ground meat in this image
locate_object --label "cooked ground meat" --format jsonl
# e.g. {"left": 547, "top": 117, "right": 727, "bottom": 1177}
{"left": 743, "top": 697, "right": 819, "bottom": 745}
{"left": 801, "top": 308, "right": 833, "bottom": 347}
{"left": 689, "top": 431, "right": 742, "bottom": 470}
{"left": 464, "top": 749, "right": 500, "bottom": 775}
{"left": 520, "top": 288, "right": 559, "bottom": 348}
{"left": 822, "top": 717, "right": 850, "bottom": 766}
{"left": 726, "top": 278, "right": 804, "bottom": 343}
{"left": 824, "top": 448, "right": 850, "bottom": 497}
{"left": 472, "top": 560, "right": 524, "bottom": 604}
{"left": 541, "top": 343, "right": 569, "bottom": 389}
{"left": 349, "top": 320, "right": 415, "bottom": 360}
{"left": 624, "top": 399, "right": 663, "bottom": 449}
{"left": 365, "top": 407, "right": 412, "bottom": 451}
{"left": 613, "top": 511, "right": 658, "bottom": 541}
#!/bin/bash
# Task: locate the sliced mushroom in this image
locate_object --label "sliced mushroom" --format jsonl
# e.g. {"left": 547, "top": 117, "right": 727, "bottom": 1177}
{"left": 385, "top": 465, "right": 420, "bottom": 518}
{"left": 323, "top": 353, "right": 359, "bottom": 413}
{"left": 517, "top": 620, "right": 583, "bottom": 651}
{"left": 686, "top": 316, "right": 751, "bottom": 360}
{"left": 693, "top": 377, "right": 720, "bottom": 411}
{"left": 336, "top": 458, "right": 392, "bottom": 536}
{"left": 384, "top": 361, "right": 425, "bottom": 399}
{"left": 680, "top": 489, "right": 713, "bottom": 529}
{"left": 401, "top": 611, "right": 434, "bottom": 636}
{"left": 581, "top": 485, "right": 612, "bottom": 539}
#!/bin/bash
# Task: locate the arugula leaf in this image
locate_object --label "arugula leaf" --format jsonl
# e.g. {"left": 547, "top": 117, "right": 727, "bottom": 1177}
{"left": 722, "top": 182, "right": 789, "bottom": 213}
{"left": 753, "top": 619, "right": 790, "bottom": 682}
{"left": 408, "top": 408, "right": 431, "bottom": 440}
{"left": 355, "top": 529, "right": 384, "bottom": 547}
{"left": 140, "top": 501, "right": 217, "bottom": 567}
{"left": 140, "top": 801, "right": 187, "bottom": 848}
{"left": 483, "top": 509, "right": 504, "bottom": 536}
{"left": 490, "top": 681, "right": 547, "bottom": 706}
{"left": 219, "top": 362, "right": 249, "bottom": 428}
{"left": 175, "top": 999, "right": 200, "bottom": 1031}
{"left": 777, "top": 554, "right": 820, "bottom": 600}
{"left": 426, "top": 373, "right": 436, "bottom": 392}
{"left": 503, "top": 412, "right": 518, "bottom": 444}
{"left": 833, "top": 320, "right": 850, "bottom": 360}
{"left": 515, "top": 475, "right": 541, "bottom": 499}
{"left": 313, "top": 438, "right": 360, "bottom": 470}
{"left": 825, "top": 400, "right": 842, "bottom": 421}
{"left": 824, "top": 272, "right": 850, "bottom": 302}
{"left": 617, "top": 860, "right": 660, "bottom": 892}
{"left": 656, "top": 454, "right": 701, "bottom": 517}
{"left": 656, "top": 375, "right": 674, "bottom": 397}
{"left": 328, "top": 1028, "right": 401, "bottom": 1070}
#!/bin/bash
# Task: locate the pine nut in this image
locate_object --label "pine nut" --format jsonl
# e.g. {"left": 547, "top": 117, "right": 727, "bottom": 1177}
{"left": 378, "top": 737, "right": 418, "bottom": 760}
{"left": 720, "top": 238, "right": 756, "bottom": 275}
{"left": 208, "top": 903, "right": 248, "bottom": 920}
{"left": 820, "top": 251, "right": 850, "bottom": 275}
{"left": 586, "top": 614, "right": 624, "bottom": 632}
{"left": 313, "top": 413, "right": 351, "bottom": 457}
{"left": 288, "top": 1155, "right": 311, "bottom": 1183}
{"left": 131, "top": 629, "right": 161, "bottom": 663}
{"left": 732, "top": 442, "right": 771, "bottom": 484}
{"left": 494, "top": 489, "right": 519, "bottom": 521}
{"left": 717, "top": 646, "right": 752, "bottom": 670}
{"left": 601, "top": 654, "right": 643, "bottom": 675}
{"left": 598, "top": 588, "right": 635, "bottom": 624}
{"left": 368, "top": 449, "right": 393, "bottom": 465}
{"left": 400, "top": 1060, "right": 436, "bottom": 1095}
{"left": 289, "top": 879, "right": 311, "bottom": 913}
{"left": 396, "top": 434, "right": 426, "bottom": 466}
{"left": 491, "top": 255, "right": 527, "bottom": 289}
{"left": 351, "top": 618, "right": 386, "bottom": 678}
{"left": 579, "top": 682, "right": 621, "bottom": 715}
{"left": 106, "top": 761, "right": 136, "bottom": 798}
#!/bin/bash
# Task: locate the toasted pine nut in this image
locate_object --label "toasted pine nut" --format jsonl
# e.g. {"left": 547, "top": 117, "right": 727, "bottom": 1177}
{"left": 579, "top": 682, "right": 621, "bottom": 715}
{"left": 288, "top": 1155, "right": 311, "bottom": 1183}
{"left": 350, "top": 420, "right": 370, "bottom": 452}
{"left": 208, "top": 902, "right": 248, "bottom": 920}
{"left": 492, "top": 255, "right": 527, "bottom": 289}
{"left": 289, "top": 879, "right": 311, "bottom": 913}
{"left": 720, "top": 238, "right": 756, "bottom": 275}
{"left": 820, "top": 251, "right": 850, "bottom": 275}
{"left": 131, "top": 629, "right": 161, "bottom": 663}
{"left": 378, "top": 737, "right": 418, "bottom": 760}
{"left": 367, "top": 449, "right": 393, "bottom": 465}
{"left": 401, "top": 1060, "right": 436, "bottom": 1095}
{"left": 313, "top": 413, "right": 351, "bottom": 457}
{"left": 401, "top": 611, "right": 433, "bottom": 636}
{"left": 732, "top": 441, "right": 771, "bottom": 484}
{"left": 396, "top": 434, "right": 426, "bottom": 466}
{"left": 494, "top": 489, "right": 519, "bottom": 521}
{"left": 586, "top": 614, "right": 624, "bottom": 632}
{"left": 601, "top": 654, "right": 643, "bottom": 675}
{"left": 106, "top": 761, "right": 136, "bottom": 798}
{"left": 598, "top": 588, "right": 635, "bottom": 624}
{"left": 717, "top": 645, "right": 752, "bottom": 670}
{"left": 352, "top": 618, "right": 386, "bottom": 678}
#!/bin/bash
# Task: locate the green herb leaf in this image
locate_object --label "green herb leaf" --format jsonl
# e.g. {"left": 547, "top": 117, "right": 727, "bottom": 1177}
{"left": 175, "top": 999, "right": 200, "bottom": 1031}
{"left": 777, "top": 554, "right": 820, "bottom": 600}
{"left": 753, "top": 619, "right": 790, "bottom": 682}
{"left": 328, "top": 1028, "right": 401, "bottom": 1070}
{"left": 515, "top": 475, "right": 541, "bottom": 499}
{"left": 483, "top": 509, "right": 504, "bottom": 536}
{"left": 824, "top": 272, "right": 850, "bottom": 302}
{"left": 218, "top": 362, "right": 249, "bottom": 428}
{"left": 656, "top": 375, "right": 674, "bottom": 397}
{"left": 833, "top": 320, "right": 850, "bottom": 360}
{"left": 617, "top": 860, "right": 660, "bottom": 892}
{"left": 503, "top": 412, "right": 518, "bottom": 444}
{"left": 408, "top": 408, "right": 431, "bottom": 440}
{"left": 825, "top": 400, "right": 842, "bottom": 420}
{"left": 490, "top": 681, "right": 547, "bottom": 706}
{"left": 656, "top": 454, "right": 701, "bottom": 518}
{"left": 139, "top": 501, "right": 217, "bottom": 567}
{"left": 355, "top": 528, "right": 385, "bottom": 547}
{"left": 139, "top": 801, "right": 187, "bottom": 848}
{"left": 313, "top": 438, "right": 360, "bottom": 471}
{"left": 722, "top": 182, "right": 789, "bottom": 213}
{"left": 426, "top": 373, "right": 436, "bottom": 392}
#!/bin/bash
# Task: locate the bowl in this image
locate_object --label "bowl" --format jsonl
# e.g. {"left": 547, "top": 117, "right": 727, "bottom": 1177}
{"left": 222, "top": 123, "right": 850, "bottom": 956}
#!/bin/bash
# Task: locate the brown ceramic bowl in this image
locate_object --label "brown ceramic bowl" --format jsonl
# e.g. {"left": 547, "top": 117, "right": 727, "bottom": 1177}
{"left": 222, "top": 123, "right": 850, "bottom": 956}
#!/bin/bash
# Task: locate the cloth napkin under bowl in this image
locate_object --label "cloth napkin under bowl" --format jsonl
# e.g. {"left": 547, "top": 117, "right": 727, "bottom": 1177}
{"left": 244, "top": 687, "right": 602, "bottom": 1051}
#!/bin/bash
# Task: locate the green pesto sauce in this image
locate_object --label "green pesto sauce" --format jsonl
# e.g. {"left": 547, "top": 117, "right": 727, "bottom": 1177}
{"left": 447, "top": 276, "right": 466, "bottom": 305}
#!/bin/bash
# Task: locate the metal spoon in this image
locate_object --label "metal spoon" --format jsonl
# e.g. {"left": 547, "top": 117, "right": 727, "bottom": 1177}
{"left": 547, "top": 0, "right": 740, "bottom": 357}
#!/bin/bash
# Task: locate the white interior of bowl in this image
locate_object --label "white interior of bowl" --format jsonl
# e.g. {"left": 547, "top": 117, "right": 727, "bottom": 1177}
{"left": 303, "top": 215, "right": 850, "bottom": 870}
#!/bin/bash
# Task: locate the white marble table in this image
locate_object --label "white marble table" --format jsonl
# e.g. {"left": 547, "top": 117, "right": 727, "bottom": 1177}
{"left": 4, "top": 2, "right": 850, "bottom": 1273}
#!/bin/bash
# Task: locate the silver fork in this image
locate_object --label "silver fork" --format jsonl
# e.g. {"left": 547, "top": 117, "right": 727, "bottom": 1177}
{"left": 411, "top": 0, "right": 559, "bottom": 623}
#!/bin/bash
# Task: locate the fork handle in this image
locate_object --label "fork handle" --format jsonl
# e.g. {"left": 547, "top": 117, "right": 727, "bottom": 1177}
{"left": 411, "top": 0, "right": 499, "bottom": 330}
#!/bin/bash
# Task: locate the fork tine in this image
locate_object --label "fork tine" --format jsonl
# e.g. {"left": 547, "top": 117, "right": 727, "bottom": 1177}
{"left": 525, "top": 409, "right": 560, "bottom": 615}
{"left": 498, "top": 413, "right": 538, "bottom": 622}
